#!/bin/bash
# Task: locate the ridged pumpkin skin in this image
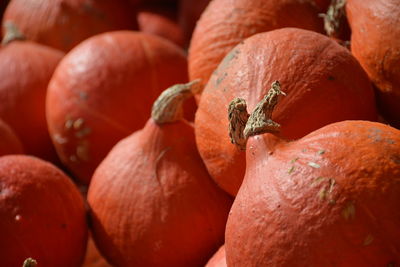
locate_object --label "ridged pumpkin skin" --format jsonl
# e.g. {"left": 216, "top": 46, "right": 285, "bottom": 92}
{"left": 346, "top": 0, "right": 400, "bottom": 127}
{"left": 47, "top": 31, "right": 189, "bottom": 184}
{"left": 188, "top": 0, "right": 324, "bottom": 90}
{"left": 137, "top": 5, "right": 184, "bottom": 48}
{"left": 195, "top": 28, "right": 377, "bottom": 196}
{"left": 3, "top": 0, "right": 137, "bottom": 52}
{"left": 226, "top": 121, "right": 400, "bottom": 266}
{"left": 0, "top": 155, "right": 88, "bottom": 267}
{"left": 0, "top": 118, "right": 24, "bottom": 156}
{"left": 0, "top": 41, "right": 63, "bottom": 162}
{"left": 205, "top": 245, "right": 227, "bottom": 267}
{"left": 88, "top": 119, "right": 232, "bottom": 266}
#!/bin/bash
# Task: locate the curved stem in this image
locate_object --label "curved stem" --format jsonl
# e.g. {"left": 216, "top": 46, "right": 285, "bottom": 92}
{"left": 2, "top": 21, "right": 26, "bottom": 45}
{"left": 228, "top": 98, "right": 249, "bottom": 150}
{"left": 228, "top": 81, "right": 285, "bottom": 150}
{"left": 244, "top": 81, "right": 285, "bottom": 138}
{"left": 151, "top": 79, "right": 201, "bottom": 124}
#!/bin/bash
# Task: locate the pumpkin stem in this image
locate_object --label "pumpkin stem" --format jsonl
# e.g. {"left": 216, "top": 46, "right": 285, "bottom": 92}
{"left": 228, "top": 98, "right": 250, "bottom": 150}
{"left": 22, "top": 258, "right": 37, "bottom": 267}
{"left": 2, "top": 21, "right": 26, "bottom": 45}
{"left": 321, "top": 0, "right": 346, "bottom": 38}
{"left": 151, "top": 79, "right": 201, "bottom": 124}
{"left": 243, "top": 81, "right": 285, "bottom": 139}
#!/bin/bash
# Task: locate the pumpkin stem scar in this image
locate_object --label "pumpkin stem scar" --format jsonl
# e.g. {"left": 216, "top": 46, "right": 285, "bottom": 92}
{"left": 151, "top": 79, "right": 202, "bottom": 124}
{"left": 243, "top": 81, "right": 285, "bottom": 139}
{"left": 228, "top": 98, "right": 249, "bottom": 150}
{"left": 1, "top": 21, "right": 26, "bottom": 45}
{"left": 22, "top": 258, "right": 37, "bottom": 267}
{"left": 321, "top": 0, "right": 346, "bottom": 37}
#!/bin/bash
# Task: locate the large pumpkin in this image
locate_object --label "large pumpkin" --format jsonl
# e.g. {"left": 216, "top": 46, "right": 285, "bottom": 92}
{"left": 47, "top": 31, "right": 189, "bottom": 184}
{"left": 205, "top": 245, "right": 227, "bottom": 267}
{"left": 225, "top": 92, "right": 400, "bottom": 265}
{"left": 88, "top": 82, "right": 232, "bottom": 266}
{"left": 0, "top": 40, "right": 63, "bottom": 163}
{"left": 0, "top": 118, "right": 23, "bottom": 156}
{"left": 346, "top": 0, "right": 400, "bottom": 127}
{"left": 2, "top": 0, "right": 137, "bottom": 51}
{"left": 188, "top": 0, "right": 324, "bottom": 91}
{"left": 0, "top": 155, "right": 88, "bottom": 267}
{"left": 195, "top": 28, "right": 377, "bottom": 196}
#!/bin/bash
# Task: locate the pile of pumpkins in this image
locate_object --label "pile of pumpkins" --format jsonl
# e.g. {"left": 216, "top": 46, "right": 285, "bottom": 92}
{"left": 0, "top": 0, "right": 399, "bottom": 266}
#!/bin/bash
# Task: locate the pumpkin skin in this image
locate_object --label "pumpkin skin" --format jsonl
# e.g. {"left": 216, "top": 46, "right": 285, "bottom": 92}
{"left": 47, "top": 31, "right": 189, "bottom": 184}
{"left": 3, "top": 0, "right": 137, "bottom": 52}
{"left": 0, "top": 118, "right": 23, "bottom": 156}
{"left": 346, "top": 0, "right": 400, "bottom": 127}
{"left": 225, "top": 120, "right": 400, "bottom": 266}
{"left": 188, "top": 0, "right": 324, "bottom": 90}
{"left": 205, "top": 245, "right": 227, "bottom": 267}
{"left": 88, "top": 117, "right": 232, "bottom": 266}
{"left": 82, "top": 234, "right": 112, "bottom": 267}
{"left": 0, "top": 41, "right": 63, "bottom": 163}
{"left": 0, "top": 155, "right": 88, "bottom": 267}
{"left": 195, "top": 28, "right": 377, "bottom": 196}
{"left": 137, "top": 4, "right": 184, "bottom": 47}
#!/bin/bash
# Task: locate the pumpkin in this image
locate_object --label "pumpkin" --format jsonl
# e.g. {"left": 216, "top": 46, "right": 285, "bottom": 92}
{"left": 2, "top": 0, "right": 137, "bottom": 52}
{"left": 88, "top": 81, "right": 232, "bottom": 266}
{"left": 346, "top": 0, "right": 400, "bottom": 127}
{"left": 47, "top": 31, "right": 190, "bottom": 184}
{"left": 0, "top": 40, "right": 63, "bottom": 163}
{"left": 0, "top": 118, "right": 23, "bottom": 156}
{"left": 137, "top": 4, "right": 184, "bottom": 47}
{"left": 195, "top": 28, "right": 377, "bottom": 196}
{"left": 188, "top": 0, "right": 324, "bottom": 91}
{"left": 205, "top": 245, "right": 227, "bottom": 267}
{"left": 313, "top": 0, "right": 332, "bottom": 12}
{"left": 177, "top": 0, "right": 210, "bottom": 46}
{"left": 225, "top": 88, "right": 400, "bottom": 266}
{"left": 0, "top": 155, "right": 88, "bottom": 267}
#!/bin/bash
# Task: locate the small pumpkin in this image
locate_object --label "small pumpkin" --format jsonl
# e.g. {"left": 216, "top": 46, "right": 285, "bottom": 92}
{"left": 88, "top": 81, "right": 232, "bottom": 266}
{"left": 0, "top": 40, "right": 63, "bottom": 163}
{"left": 137, "top": 4, "right": 185, "bottom": 47}
{"left": 47, "top": 31, "right": 190, "bottom": 184}
{"left": 346, "top": 0, "right": 400, "bottom": 127}
{"left": 0, "top": 118, "right": 23, "bottom": 156}
{"left": 195, "top": 28, "right": 377, "bottom": 196}
{"left": 188, "top": 0, "right": 324, "bottom": 91}
{"left": 3, "top": 0, "right": 137, "bottom": 51}
{"left": 205, "top": 245, "right": 227, "bottom": 267}
{"left": 225, "top": 88, "right": 400, "bottom": 266}
{"left": 0, "top": 155, "right": 88, "bottom": 267}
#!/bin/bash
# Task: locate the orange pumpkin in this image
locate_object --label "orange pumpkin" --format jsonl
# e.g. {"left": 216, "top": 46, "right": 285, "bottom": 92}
{"left": 0, "top": 155, "right": 88, "bottom": 267}
{"left": 225, "top": 91, "right": 400, "bottom": 265}
{"left": 3, "top": 0, "right": 137, "bottom": 51}
{"left": 0, "top": 118, "right": 23, "bottom": 156}
{"left": 188, "top": 0, "right": 324, "bottom": 91}
{"left": 0, "top": 40, "right": 63, "bottom": 163}
{"left": 47, "top": 31, "right": 190, "bottom": 184}
{"left": 195, "top": 28, "right": 377, "bottom": 196}
{"left": 346, "top": 0, "right": 400, "bottom": 127}
{"left": 88, "top": 82, "right": 232, "bottom": 266}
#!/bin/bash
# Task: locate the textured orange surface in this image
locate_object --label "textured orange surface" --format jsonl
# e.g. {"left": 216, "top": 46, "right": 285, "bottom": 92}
{"left": 226, "top": 120, "right": 400, "bottom": 266}
{"left": 195, "top": 28, "right": 377, "bottom": 196}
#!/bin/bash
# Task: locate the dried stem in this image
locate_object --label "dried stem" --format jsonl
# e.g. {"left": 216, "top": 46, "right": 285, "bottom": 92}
{"left": 151, "top": 79, "right": 201, "bottom": 124}
{"left": 228, "top": 98, "right": 249, "bottom": 150}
